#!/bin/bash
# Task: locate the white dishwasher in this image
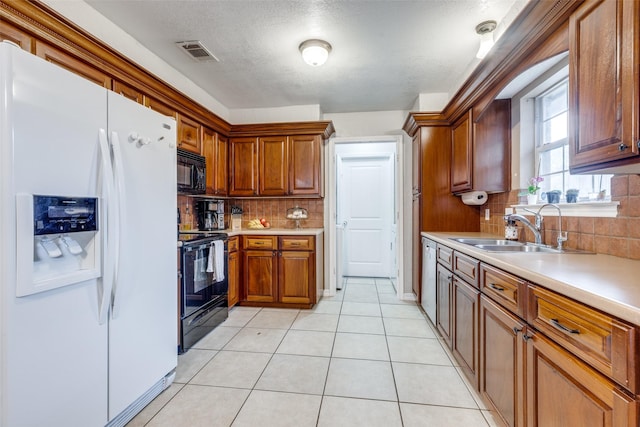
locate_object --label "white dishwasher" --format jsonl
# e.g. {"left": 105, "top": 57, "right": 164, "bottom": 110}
{"left": 420, "top": 237, "right": 437, "bottom": 324}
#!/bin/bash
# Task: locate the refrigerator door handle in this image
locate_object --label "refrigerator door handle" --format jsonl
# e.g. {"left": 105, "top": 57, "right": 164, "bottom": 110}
{"left": 98, "top": 129, "right": 115, "bottom": 325}
{"left": 110, "top": 131, "right": 126, "bottom": 319}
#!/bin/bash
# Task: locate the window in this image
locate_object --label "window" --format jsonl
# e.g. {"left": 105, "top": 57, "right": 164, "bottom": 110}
{"left": 534, "top": 78, "right": 611, "bottom": 201}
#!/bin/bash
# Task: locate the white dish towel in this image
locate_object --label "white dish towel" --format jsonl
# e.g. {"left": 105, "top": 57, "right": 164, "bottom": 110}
{"left": 213, "top": 240, "right": 225, "bottom": 281}
{"left": 206, "top": 243, "right": 214, "bottom": 274}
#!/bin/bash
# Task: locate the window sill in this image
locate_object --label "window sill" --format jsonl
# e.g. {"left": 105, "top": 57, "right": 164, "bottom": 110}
{"left": 511, "top": 201, "right": 619, "bottom": 218}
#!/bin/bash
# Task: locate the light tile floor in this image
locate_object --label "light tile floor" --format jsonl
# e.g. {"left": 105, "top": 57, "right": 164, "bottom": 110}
{"left": 127, "top": 277, "right": 499, "bottom": 427}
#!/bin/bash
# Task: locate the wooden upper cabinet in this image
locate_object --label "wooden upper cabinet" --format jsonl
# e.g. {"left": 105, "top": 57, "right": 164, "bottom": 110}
{"left": 214, "top": 135, "right": 228, "bottom": 195}
{"left": 259, "top": 136, "right": 288, "bottom": 196}
{"left": 451, "top": 110, "right": 473, "bottom": 193}
{"left": 473, "top": 99, "right": 510, "bottom": 193}
{"left": 412, "top": 132, "right": 421, "bottom": 194}
{"left": 113, "top": 80, "right": 143, "bottom": 104}
{"left": 35, "top": 41, "right": 111, "bottom": 89}
{"left": 144, "top": 96, "right": 177, "bottom": 118}
{"left": 177, "top": 114, "right": 201, "bottom": 154}
{"left": 569, "top": 0, "right": 640, "bottom": 173}
{"left": 203, "top": 127, "right": 228, "bottom": 196}
{"left": 289, "top": 135, "right": 322, "bottom": 196}
{"left": 229, "top": 137, "right": 259, "bottom": 196}
{"left": 1, "top": 21, "right": 33, "bottom": 52}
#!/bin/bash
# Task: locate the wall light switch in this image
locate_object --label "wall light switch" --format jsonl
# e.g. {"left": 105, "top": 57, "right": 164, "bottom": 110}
{"left": 484, "top": 208, "right": 490, "bottom": 221}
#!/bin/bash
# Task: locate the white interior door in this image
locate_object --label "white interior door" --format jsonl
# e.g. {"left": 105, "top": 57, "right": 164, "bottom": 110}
{"left": 338, "top": 154, "right": 394, "bottom": 278}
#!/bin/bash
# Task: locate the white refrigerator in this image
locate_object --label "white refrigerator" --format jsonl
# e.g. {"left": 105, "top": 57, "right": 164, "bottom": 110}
{"left": 0, "top": 42, "right": 177, "bottom": 426}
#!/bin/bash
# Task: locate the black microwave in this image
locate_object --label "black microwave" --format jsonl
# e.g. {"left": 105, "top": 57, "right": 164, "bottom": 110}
{"left": 177, "top": 149, "right": 206, "bottom": 194}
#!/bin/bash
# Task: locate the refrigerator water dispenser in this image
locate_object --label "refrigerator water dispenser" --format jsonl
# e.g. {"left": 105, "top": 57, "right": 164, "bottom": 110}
{"left": 16, "top": 194, "right": 101, "bottom": 296}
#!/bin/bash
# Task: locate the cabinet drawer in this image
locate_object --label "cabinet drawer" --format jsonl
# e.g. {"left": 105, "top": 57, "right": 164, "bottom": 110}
{"left": 528, "top": 285, "right": 638, "bottom": 393}
{"left": 480, "top": 263, "right": 526, "bottom": 317}
{"left": 436, "top": 244, "right": 453, "bottom": 269}
{"left": 228, "top": 236, "right": 239, "bottom": 252}
{"left": 279, "top": 235, "right": 314, "bottom": 251}
{"left": 453, "top": 251, "right": 479, "bottom": 288}
{"left": 243, "top": 236, "right": 277, "bottom": 250}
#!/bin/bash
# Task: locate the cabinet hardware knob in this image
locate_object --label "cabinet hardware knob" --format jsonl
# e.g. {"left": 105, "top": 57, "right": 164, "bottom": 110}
{"left": 618, "top": 143, "right": 629, "bottom": 151}
{"left": 489, "top": 283, "right": 505, "bottom": 291}
{"left": 551, "top": 318, "right": 580, "bottom": 334}
{"left": 512, "top": 327, "right": 522, "bottom": 335}
{"left": 522, "top": 334, "right": 532, "bottom": 342}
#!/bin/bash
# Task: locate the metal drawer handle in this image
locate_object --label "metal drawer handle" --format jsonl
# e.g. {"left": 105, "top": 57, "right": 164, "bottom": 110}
{"left": 551, "top": 318, "right": 580, "bottom": 334}
{"left": 489, "top": 283, "right": 505, "bottom": 292}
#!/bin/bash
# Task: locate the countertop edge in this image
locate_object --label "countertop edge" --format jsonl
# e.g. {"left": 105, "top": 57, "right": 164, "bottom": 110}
{"left": 422, "top": 231, "right": 640, "bottom": 326}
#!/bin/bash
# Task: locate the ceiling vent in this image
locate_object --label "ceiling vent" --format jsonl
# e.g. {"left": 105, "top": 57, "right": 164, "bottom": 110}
{"left": 175, "top": 40, "right": 219, "bottom": 62}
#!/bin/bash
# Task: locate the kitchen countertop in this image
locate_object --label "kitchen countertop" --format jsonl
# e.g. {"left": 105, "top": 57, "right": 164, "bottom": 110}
{"left": 423, "top": 231, "right": 640, "bottom": 326}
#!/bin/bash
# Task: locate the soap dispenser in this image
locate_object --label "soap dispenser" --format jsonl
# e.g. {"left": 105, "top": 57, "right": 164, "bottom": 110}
{"left": 504, "top": 208, "right": 519, "bottom": 241}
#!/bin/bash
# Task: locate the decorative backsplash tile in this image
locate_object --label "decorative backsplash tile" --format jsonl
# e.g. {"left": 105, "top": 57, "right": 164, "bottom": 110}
{"left": 178, "top": 196, "right": 324, "bottom": 231}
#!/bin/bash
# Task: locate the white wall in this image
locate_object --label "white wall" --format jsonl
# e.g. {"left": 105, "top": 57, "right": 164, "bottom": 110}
{"left": 413, "top": 92, "right": 449, "bottom": 112}
{"left": 42, "top": 0, "right": 231, "bottom": 121}
{"left": 229, "top": 104, "right": 322, "bottom": 123}
{"left": 323, "top": 110, "right": 408, "bottom": 137}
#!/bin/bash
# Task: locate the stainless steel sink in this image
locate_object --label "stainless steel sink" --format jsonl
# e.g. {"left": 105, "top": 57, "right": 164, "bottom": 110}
{"left": 474, "top": 244, "right": 561, "bottom": 253}
{"left": 450, "top": 237, "right": 593, "bottom": 254}
{"left": 450, "top": 238, "right": 523, "bottom": 246}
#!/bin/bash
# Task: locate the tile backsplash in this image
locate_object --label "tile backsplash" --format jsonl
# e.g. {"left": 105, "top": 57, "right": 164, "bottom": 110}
{"left": 178, "top": 196, "right": 324, "bottom": 231}
{"left": 480, "top": 175, "right": 640, "bottom": 260}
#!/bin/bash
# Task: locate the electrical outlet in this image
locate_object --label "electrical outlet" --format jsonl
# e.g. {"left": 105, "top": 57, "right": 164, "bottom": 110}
{"left": 484, "top": 208, "right": 490, "bottom": 220}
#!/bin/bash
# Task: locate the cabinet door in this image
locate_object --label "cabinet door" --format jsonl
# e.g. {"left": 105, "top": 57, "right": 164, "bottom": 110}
{"left": 228, "top": 250, "right": 240, "bottom": 307}
{"left": 177, "top": 115, "right": 201, "bottom": 154}
{"left": 480, "top": 296, "right": 526, "bottom": 427}
{"left": 412, "top": 132, "right": 421, "bottom": 194}
{"left": 278, "top": 250, "right": 314, "bottom": 305}
{"left": 144, "top": 96, "right": 177, "bottom": 118}
{"left": 289, "top": 135, "right": 321, "bottom": 196}
{"left": 214, "top": 135, "right": 229, "bottom": 196}
{"left": 1, "top": 21, "right": 33, "bottom": 52}
{"left": 436, "top": 263, "right": 453, "bottom": 349}
{"left": 452, "top": 276, "right": 480, "bottom": 389}
{"left": 259, "top": 136, "right": 288, "bottom": 196}
{"left": 527, "top": 331, "right": 638, "bottom": 427}
{"left": 473, "top": 99, "right": 510, "bottom": 192}
{"left": 113, "top": 80, "right": 143, "bottom": 104}
{"left": 203, "top": 128, "right": 228, "bottom": 196}
{"left": 229, "top": 137, "right": 258, "bottom": 196}
{"left": 35, "top": 41, "right": 112, "bottom": 89}
{"left": 243, "top": 250, "right": 277, "bottom": 303}
{"left": 451, "top": 110, "right": 473, "bottom": 193}
{"left": 569, "top": 0, "right": 640, "bottom": 172}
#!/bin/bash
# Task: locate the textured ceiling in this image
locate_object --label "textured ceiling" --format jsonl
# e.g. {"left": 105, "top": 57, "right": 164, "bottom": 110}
{"left": 86, "top": 0, "right": 523, "bottom": 114}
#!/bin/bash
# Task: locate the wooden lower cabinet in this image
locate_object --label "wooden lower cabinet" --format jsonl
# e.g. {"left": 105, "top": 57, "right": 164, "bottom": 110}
{"left": 243, "top": 249, "right": 277, "bottom": 303}
{"left": 480, "top": 295, "right": 526, "bottom": 427}
{"left": 241, "top": 235, "right": 317, "bottom": 308}
{"left": 436, "top": 263, "right": 453, "bottom": 348}
{"left": 227, "top": 237, "right": 240, "bottom": 307}
{"left": 279, "top": 250, "right": 315, "bottom": 305}
{"left": 452, "top": 277, "right": 480, "bottom": 389}
{"left": 527, "top": 330, "right": 638, "bottom": 427}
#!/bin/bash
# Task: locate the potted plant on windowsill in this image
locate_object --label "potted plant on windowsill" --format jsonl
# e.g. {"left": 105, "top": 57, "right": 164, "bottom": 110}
{"left": 520, "top": 175, "right": 544, "bottom": 204}
{"left": 566, "top": 188, "right": 579, "bottom": 203}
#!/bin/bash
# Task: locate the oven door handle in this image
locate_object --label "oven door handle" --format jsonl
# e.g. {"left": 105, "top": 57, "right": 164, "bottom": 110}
{"left": 187, "top": 305, "right": 214, "bottom": 327}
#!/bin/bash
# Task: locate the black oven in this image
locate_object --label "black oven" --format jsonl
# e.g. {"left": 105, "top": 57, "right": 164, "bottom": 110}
{"left": 177, "top": 149, "right": 206, "bottom": 194}
{"left": 178, "top": 233, "right": 228, "bottom": 353}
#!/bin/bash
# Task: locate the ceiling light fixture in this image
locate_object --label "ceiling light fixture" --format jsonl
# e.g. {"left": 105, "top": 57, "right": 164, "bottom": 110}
{"left": 299, "top": 39, "right": 332, "bottom": 67}
{"left": 475, "top": 20, "right": 497, "bottom": 59}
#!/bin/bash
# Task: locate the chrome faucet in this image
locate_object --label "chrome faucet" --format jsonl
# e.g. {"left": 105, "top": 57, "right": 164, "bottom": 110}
{"left": 505, "top": 203, "right": 567, "bottom": 250}
{"left": 537, "top": 203, "right": 567, "bottom": 250}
